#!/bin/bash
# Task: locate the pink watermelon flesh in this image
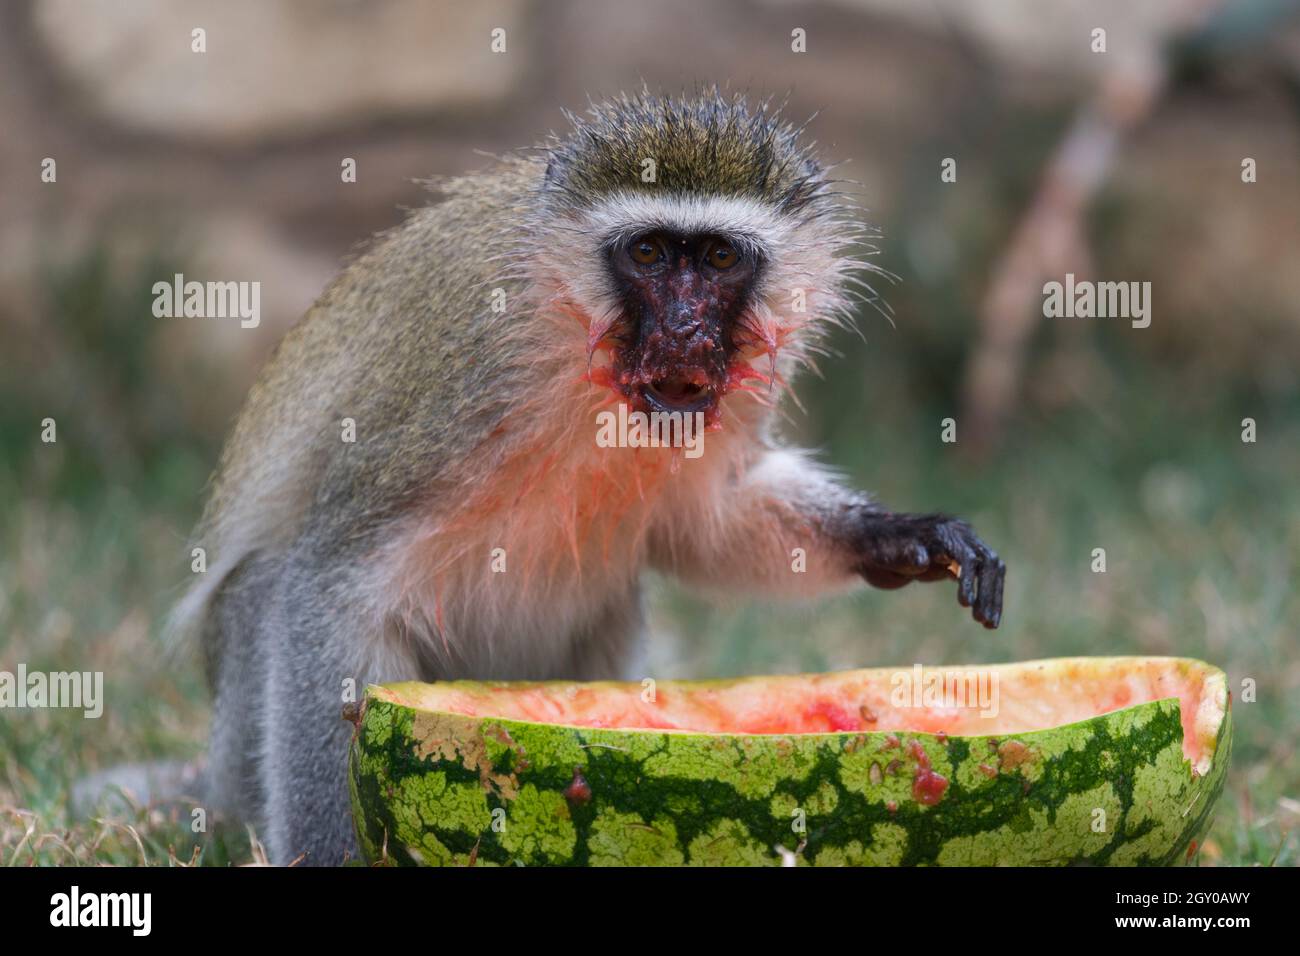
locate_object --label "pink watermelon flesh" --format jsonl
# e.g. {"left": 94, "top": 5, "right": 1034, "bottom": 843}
{"left": 386, "top": 657, "right": 1222, "bottom": 772}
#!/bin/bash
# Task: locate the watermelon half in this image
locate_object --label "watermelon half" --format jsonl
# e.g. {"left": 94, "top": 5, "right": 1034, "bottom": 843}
{"left": 347, "top": 656, "right": 1230, "bottom": 866}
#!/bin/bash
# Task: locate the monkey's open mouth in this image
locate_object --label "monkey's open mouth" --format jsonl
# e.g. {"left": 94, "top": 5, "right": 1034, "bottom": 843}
{"left": 642, "top": 376, "right": 714, "bottom": 414}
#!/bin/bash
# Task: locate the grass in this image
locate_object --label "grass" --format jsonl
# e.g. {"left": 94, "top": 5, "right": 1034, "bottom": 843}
{"left": 1, "top": 247, "right": 1296, "bottom": 866}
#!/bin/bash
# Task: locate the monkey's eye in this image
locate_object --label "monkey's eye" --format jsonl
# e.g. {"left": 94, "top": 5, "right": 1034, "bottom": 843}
{"left": 706, "top": 242, "right": 739, "bottom": 270}
{"left": 629, "top": 238, "right": 663, "bottom": 265}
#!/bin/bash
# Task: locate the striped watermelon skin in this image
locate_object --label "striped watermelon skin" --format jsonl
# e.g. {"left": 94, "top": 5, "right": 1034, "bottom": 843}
{"left": 348, "top": 664, "right": 1231, "bottom": 867}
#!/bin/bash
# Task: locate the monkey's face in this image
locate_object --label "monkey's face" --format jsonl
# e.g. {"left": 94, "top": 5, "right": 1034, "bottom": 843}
{"left": 604, "top": 230, "right": 757, "bottom": 420}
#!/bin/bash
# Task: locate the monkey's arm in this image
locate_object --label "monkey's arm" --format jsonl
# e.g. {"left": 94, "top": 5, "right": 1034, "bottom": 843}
{"left": 650, "top": 449, "right": 1005, "bottom": 628}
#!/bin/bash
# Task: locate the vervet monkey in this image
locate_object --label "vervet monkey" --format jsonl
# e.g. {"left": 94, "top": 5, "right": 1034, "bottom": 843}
{"left": 173, "top": 91, "right": 1005, "bottom": 865}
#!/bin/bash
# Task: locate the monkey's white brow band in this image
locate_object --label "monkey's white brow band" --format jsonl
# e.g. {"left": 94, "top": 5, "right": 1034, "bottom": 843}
{"left": 585, "top": 192, "right": 791, "bottom": 253}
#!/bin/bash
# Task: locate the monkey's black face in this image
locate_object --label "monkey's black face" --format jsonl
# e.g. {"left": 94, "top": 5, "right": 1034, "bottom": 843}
{"left": 606, "top": 231, "right": 758, "bottom": 418}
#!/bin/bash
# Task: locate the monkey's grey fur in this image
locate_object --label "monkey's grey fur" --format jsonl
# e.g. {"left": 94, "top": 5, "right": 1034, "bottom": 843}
{"left": 173, "top": 89, "right": 1005, "bottom": 865}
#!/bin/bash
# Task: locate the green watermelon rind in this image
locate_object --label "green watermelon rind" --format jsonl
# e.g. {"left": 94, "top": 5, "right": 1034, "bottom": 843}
{"left": 348, "top": 661, "right": 1231, "bottom": 867}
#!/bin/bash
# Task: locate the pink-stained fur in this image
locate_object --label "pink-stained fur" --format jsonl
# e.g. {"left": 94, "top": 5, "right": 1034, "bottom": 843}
{"left": 367, "top": 189, "right": 868, "bottom": 677}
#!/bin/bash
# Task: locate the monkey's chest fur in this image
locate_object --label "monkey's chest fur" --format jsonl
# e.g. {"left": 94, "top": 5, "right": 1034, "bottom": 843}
{"left": 373, "top": 412, "right": 746, "bottom": 681}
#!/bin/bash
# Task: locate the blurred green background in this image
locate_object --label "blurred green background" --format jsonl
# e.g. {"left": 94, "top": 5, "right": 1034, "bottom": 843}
{"left": 1, "top": 0, "right": 1298, "bottom": 864}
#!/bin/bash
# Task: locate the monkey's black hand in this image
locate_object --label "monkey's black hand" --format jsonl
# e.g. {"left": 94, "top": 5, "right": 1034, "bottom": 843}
{"left": 854, "top": 512, "right": 1005, "bottom": 628}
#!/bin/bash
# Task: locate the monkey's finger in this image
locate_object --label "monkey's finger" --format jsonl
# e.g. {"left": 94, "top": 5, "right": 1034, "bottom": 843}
{"left": 952, "top": 544, "right": 977, "bottom": 608}
{"left": 990, "top": 558, "right": 1007, "bottom": 628}
{"left": 975, "top": 549, "right": 1006, "bottom": 628}
{"left": 977, "top": 556, "right": 993, "bottom": 624}
{"left": 974, "top": 555, "right": 999, "bottom": 627}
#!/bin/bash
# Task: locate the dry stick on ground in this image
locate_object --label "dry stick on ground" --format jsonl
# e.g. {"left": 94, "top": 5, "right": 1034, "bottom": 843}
{"left": 959, "top": 54, "right": 1169, "bottom": 458}
{"left": 959, "top": 0, "right": 1231, "bottom": 456}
